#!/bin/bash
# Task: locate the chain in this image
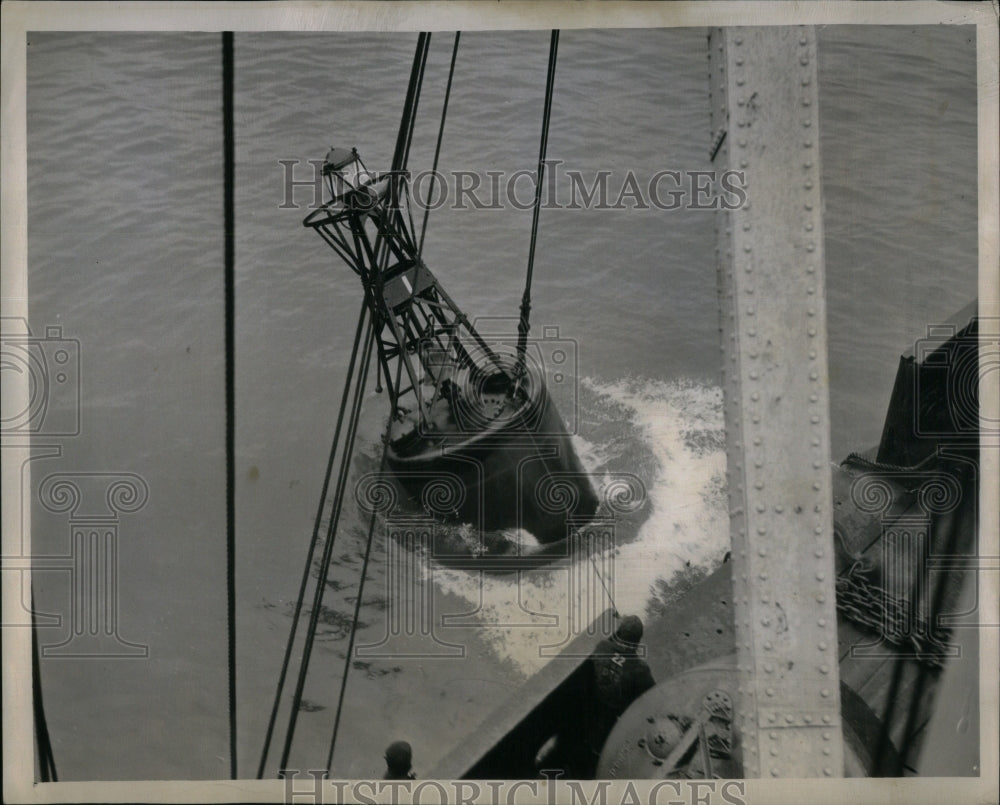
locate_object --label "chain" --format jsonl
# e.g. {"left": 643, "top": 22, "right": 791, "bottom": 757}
{"left": 836, "top": 561, "right": 950, "bottom": 668}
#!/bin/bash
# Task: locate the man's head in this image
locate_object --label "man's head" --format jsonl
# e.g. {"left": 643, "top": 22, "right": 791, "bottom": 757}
{"left": 384, "top": 740, "right": 412, "bottom": 773}
{"left": 614, "top": 615, "right": 643, "bottom": 648}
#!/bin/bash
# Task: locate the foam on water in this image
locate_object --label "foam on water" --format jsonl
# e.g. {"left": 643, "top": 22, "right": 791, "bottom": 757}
{"left": 430, "top": 375, "right": 729, "bottom": 676}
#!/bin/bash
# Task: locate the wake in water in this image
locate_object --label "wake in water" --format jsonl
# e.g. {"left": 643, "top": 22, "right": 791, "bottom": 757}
{"left": 425, "top": 374, "right": 731, "bottom": 676}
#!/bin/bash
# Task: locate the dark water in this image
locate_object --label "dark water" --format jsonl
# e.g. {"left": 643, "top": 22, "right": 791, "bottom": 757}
{"left": 24, "top": 25, "right": 977, "bottom": 779}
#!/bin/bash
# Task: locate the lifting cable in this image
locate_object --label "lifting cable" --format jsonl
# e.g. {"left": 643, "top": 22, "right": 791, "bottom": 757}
{"left": 276, "top": 318, "right": 376, "bottom": 775}
{"left": 256, "top": 298, "right": 369, "bottom": 778}
{"left": 419, "top": 32, "right": 461, "bottom": 258}
{"left": 264, "top": 31, "right": 432, "bottom": 777}
{"left": 325, "top": 30, "right": 433, "bottom": 775}
{"left": 516, "top": 30, "right": 560, "bottom": 370}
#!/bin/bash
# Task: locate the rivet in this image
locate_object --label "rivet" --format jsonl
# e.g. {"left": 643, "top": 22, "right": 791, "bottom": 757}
{"left": 821, "top": 688, "right": 831, "bottom": 698}
{"left": 764, "top": 663, "right": 774, "bottom": 673}
{"left": 761, "top": 618, "right": 771, "bottom": 627}
{"left": 811, "top": 416, "right": 820, "bottom": 424}
{"left": 804, "top": 180, "right": 813, "bottom": 189}
{"left": 815, "top": 548, "right": 824, "bottom": 558}
{"left": 759, "top": 572, "right": 768, "bottom": 581}
{"left": 736, "top": 78, "right": 745, "bottom": 86}
{"left": 812, "top": 437, "right": 820, "bottom": 446}
{"left": 822, "top": 715, "right": 832, "bottom": 725}
{"left": 818, "top": 641, "right": 828, "bottom": 650}
{"left": 755, "top": 481, "right": 764, "bottom": 490}
{"left": 758, "top": 548, "right": 767, "bottom": 557}
{"left": 806, "top": 243, "right": 815, "bottom": 252}
{"left": 816, "top": 592, "right": 825, "bottom": 602}
{"left": 735, "top": 36, "right": 743, "bottom": 45}
{"left": 771, "top": 769, "right": 780, "bottom": 777}
{"left": 805, "top": 222, "right": 814, "bottom": 231}
{"left": 803, "top": 119, "right": 812, "bottom": 128}
{"left": 748, "top": 328, "right": 756, "bottom": 336}
{"left": 820, "top": 664, "right": 830, "bottom": 674}
{"left": 818, "top": 618, "right": 827, "bottom": 627}
{"left": 736, "top": 58, "right": 744, "bottom": 67}
{"left": 747, "top": 306, "right": 755, "bottom": 315}
{"left": 809, "top": 371, "right": 819, "bottom": 380}
{"left": 756, "top": 503, "right": 766, "bottom": 513}
{"left": 823, "top": 747, "right": 832, "bottom": 756}
{"left": 814, "top": 526, "right": 823, "bottom": 534}
{"left": 764, "top": 641, "right": 773, "bottom": 650}
{"left": 800, "top": 56, "right": 809, "bottom": 66}
{"left": 810, "top": 394, "right": 818, "bottom": 402}
{"left": 774, "top": 504, "right": 783, "bottom": 513}
{"left": 823, "top": 767, "right": 833, "bottom": 777}
{"left": 745, "top": 265, "right": 754, "bottom": 273}
{"left": 753, "top": 437, "right": 762, "bottom": 445}
{"left": 768, "top": 713, "right": 777, "bottom": 723}
{"left": 803, "top": 98, "right": 812, "bottom": 107}
{"left": 804, "top": 715, "right": 813, "bottom": 724}
{"left": 766, "top": 687, "right": 775, "bottom": 697}
{"left": 806, "top": 264, "right": 815, "bottom": 273}
{"left": 802, "top": 77, "right": 811, "bottom": 86}
{"left": 770, "top": 731, "right": 778, "bottom": 740}
{"left": 816, "top": 571, "right": 825, "bottom": 581}
{"left": 804, "top": 140, "right": 813, "bottom": 148}
{"left": 751, "top": 392, "right": 760, "bottom": 401}
{"left": 739, "top": 138, "right": 748, "bottom": 148}
{"left": 805, "top": 202, "right": 813, "bottom": 211}
{"left": 823, "top": 732, "right": 831, "bottom": 741}
{"left": 809, "top": 350, "right": 817, "bottom": 359}
{"left": 743, "top": 223, "right": 751, "bottom": 231}
{"left": 808, "top": 328, "right": 817, "bottom": 337}
{"left": 799, "top": 36, "right": 808, "bottom": 46}
{"left": 786, "top": 714, "right": 795, "bottom": 724}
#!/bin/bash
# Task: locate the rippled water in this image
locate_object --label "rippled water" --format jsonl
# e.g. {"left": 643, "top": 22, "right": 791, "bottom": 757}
{"left": 24, "top": 25, "right": 977, "bottom": 780}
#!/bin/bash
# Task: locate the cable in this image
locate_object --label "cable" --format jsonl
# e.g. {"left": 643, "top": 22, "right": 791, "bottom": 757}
{"left": 419, "top": 32, "right": 461, "bottom": 258}
{"left": 325, "top": 437, "right": 390, "bottom": 772}
{"left": 277, "top": 321, "right": 376, "bottom": 774}
{"left": 256, "top": 299, "right": 369, "bottom": 778}
{"left": 222, "top": 29, "right": 238, "bottom": 781}
{"left": 516, "top": 30, "right": 560, "bottom": 368}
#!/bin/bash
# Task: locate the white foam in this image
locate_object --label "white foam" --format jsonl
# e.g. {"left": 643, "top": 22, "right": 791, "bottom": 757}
{"left": 429, "top": 375, "right": 729, "bottom": 676}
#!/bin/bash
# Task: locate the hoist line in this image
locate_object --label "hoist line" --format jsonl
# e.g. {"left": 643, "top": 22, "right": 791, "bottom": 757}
{"left": 222, "top": 29, "right": 238, "bottom": 780}
{"left": 277, "top": 319, "right": 377, "bottom": 774}
{"left": 401, "top": 32, "right": 431, "bottom": 179}
{"left": 256, "top": 298, "right": 370, "bottom": 778}
{"left": 391, "top": 32, "right": 431, "bottom": 176}
{"left": 516, "top": 29, "right": 559, "bottom": 368}
{"left": 325, "top": 429, "right": 392, "bottom": 772}
{"left": 419, "top": 31, "right": 461, "bottom": 259}
{"left": 327, "top": 309, "right": 408, "bottom": 773}
{"left": 31, "top": 589, "right": 58, "bottom": 782}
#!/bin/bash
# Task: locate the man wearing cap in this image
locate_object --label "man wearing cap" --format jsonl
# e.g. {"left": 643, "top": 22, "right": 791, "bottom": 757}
{"left": 581, "top": 615, "right": 655, "bottom": 776}
{"left": 383, "top": 740, "right": 416, "bottom": 780}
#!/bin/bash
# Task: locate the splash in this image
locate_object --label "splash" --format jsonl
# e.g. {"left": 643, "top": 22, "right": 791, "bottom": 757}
{"left": 429, "top": 375, "right": 730, "bottom": 676}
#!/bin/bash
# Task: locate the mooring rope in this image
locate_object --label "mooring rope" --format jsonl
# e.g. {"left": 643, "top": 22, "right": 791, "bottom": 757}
{"left": 419, "top": 32, "right": 461, "bottom": 258}
{"left": 516, "top": 30, "right": 560, "bottom": 370}
{"left": 256, "top": 299, "right": 369, "bottom": 778}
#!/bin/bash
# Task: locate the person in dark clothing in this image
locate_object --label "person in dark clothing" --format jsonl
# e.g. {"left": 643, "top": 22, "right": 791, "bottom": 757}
{"left": 582, "top": 614, "right": 656, "bottom": 767}
{"left": 539, "top": 615, "right": 655, "bottom": 779}
{"left": 383, "top": 740, "right": 416, "bottom": 780}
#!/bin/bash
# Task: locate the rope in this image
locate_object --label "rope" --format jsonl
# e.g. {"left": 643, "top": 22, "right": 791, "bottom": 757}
{"left": 391, "top": 33, "right": 431, "bottom": 175}
{"left": 419, "top": 32, "right": 461, "bottom": 258}
{"left": 256, "top": 299, "right": 369, "bottom": 778}
{"left": 222, "top": 30, "right": 238, "bottom": 781}
{"left": 326, "top": 437, "right": 390, "bottom": 772}
{"left": 277, "top": 321, "right": 376, "bottom": 774}
{"left": 516, "top": 30, "right": 560, "bottom": 369}
{"left": 31, "top": 590, "right": 58, "bottom": 782}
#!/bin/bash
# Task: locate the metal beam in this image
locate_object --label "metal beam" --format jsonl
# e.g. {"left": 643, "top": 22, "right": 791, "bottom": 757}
{"left": 710, "top": 26, "right": 845, "bottom": 778}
